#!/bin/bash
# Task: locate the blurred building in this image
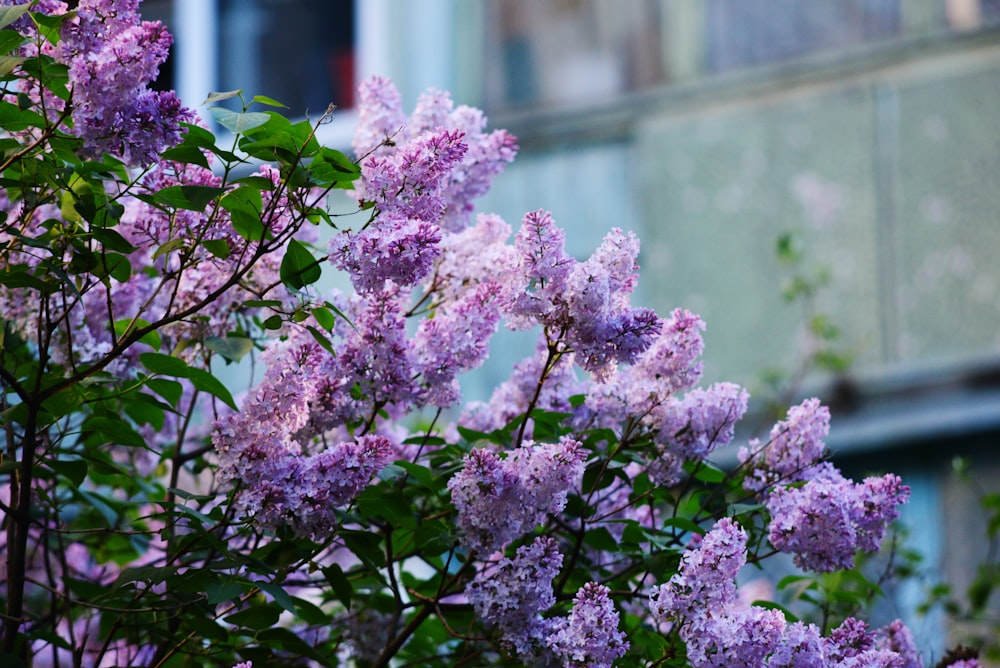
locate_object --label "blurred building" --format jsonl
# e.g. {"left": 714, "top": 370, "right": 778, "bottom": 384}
{"left": 156, "top": 0, "right": 1000, "bottom": 661}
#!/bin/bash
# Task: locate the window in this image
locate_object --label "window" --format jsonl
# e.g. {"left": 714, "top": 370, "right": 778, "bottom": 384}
{"left": 483, "top": 0, "right": 666, "bottom": 110}
{"left": 217, "top": 0, "right": 355, "bottom": 116}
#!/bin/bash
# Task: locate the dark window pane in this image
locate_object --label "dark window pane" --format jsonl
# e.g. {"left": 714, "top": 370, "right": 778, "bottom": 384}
{"left": 484, "top": 0, "right": 665, "bottom": 110}
{"left": 218, "top": 0, "right": 355, "bottom": 116}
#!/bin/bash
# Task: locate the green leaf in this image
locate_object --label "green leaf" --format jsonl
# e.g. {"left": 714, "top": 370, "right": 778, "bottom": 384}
{"left": 140, "top": 352, "right": 189, "bottom": 378}
{"left": 220, "top": 186, "right": 265, "bottom": 241}
{"left": 0, "top": 55, "right": 24, "bottom": 76}
{"left": 310, "top": 147, "right": 361, "bottom": 187}
{"left": 101, "top": 252, "right": 131, "bottom": 282}
{"left": 0, "top": 5, "right": 30, "bottom": 32}
{"left": 146, "top": 378, "right": 183, "bottom": 407}
{"left": 83, "top": 415, "right": 146, "bottom": 448}
{"left": 200, "top": 238, "right": 230, "bottom": 259}
{"left": 243, "top": 299, "right": 283, "bottom": 308}
{"left": 279, "top": 239, "right": 321, "bottom": 289}
{"left": 184, "top": 615, "right": 229, "bottom": 643}
{"left": 205, "top": 580, "right": 243, "bottom": 605}
{"left": 0, "top": 265, "right": 51, "bottom": 292}
{"left": 323, "top": 564, "right": 353, "bottom": 609}
{"left": 583, "top": 527, "right": 618, "bottom": 551}
{"left": 203, "top": 89, "right": 242, "bottom": 104}
{"left": 661, "top": 516, "right": 705, "bottom": 536}
{"left": 123, "top": 394, "right": 165, "bottom": 430}
{"left": 305, "top": 325, "right": 335, "bottom": 354}
{"left": 0, "top": 28, "right": 26, "bottom": 55}
{"left": 257, "top": 627, "right": 329, "bottom": 664}
{"left": 114, "top": 318, "right": 161, "bottom": 350}
{"left": 293, "top": 596, "right": 330, "bottom": 625}
{"left": 0, "top": 100, "right": 46, "bottom": 131}
{"left": 92, "top": 228, "right": 137, "bottom": 253}
{"left": 48, "top": 458, "right": 88, "bottom": 487}
{"left": 179, "top": 122, "right": 218, "bottom": 149}
{"left": 155, "top": 185, "right": 226, "bottom": 211}
{"left": 224, "top": 604, "right": 280, "bottom": 630}
{"left": 341, "top": 530, "right": 384, "bottom": 568}
{"left": 251, "top": 94, "right": 288, "bottom": 108}
{"left": 76, "top": 489, "right": 119, "bottom": 526}
{"left": 256, "top": 581, "right": 296, "bottom": 614}
{"left": 151, "top": 237, "right": 186, "bottom": 261}
{"left": 209, "top": 107, "right": 271, "bottom": 135}
{"left": 159, "top": 144, "right": 211, "bottom": 170}
{"left": 187, "top": 367, "right": 237, "bottom": 409}
{"left": 688, "top": 461, "right": 726, "bottom": 484}
{"left": 310, "top": 305, "right": 336, "bottom": 331}
{"left": 204, "top": 335, "right": 254, "bottom": 362}
{"left": 392, "top": 460, "right": 434, "bottom": 487}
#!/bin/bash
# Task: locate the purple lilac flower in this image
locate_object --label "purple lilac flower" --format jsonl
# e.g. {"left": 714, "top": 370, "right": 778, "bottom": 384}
{"left": 767, "top": 621, "right": 826, "bottom": 668}
{"left": 448, "top": 438, "right": 586, "bottom": 555}
{"left": 447, "top": 448, "right": 520, "bottom": 553}
{"left": 583, "top": 308, "right": 707, "bottom": 428}
{"left": 648, "top": 382, "right": 749, "bottom": 485}
{"left": 213, "top": 326, "right": 394, "bottom": 538}
{"left": 650, "top": 519, "right": 920, "bottom": 667}
{"left": 331, "top": 218, "right": 443, "bottom": 293}
{"left": 874, "top": 619, "right": 922, "bottom": 668}
{"left": 350, "top": 76, "right": 517, "bottom": 231}
{"left": 466, "top": 536, "right": 563, "bottom": 657}
{"left": 740, "top": 397, "right": 831, "bottom": 493}
{"left": 650, "top": 519, "right": 788, "bottom": 667}
{"left": 650, "top": 518, "right": 746, "bottom": 622}
{"left": 333, "top": 128, "right": 471, "bottom": 292}
{"left": 501, "top": 215, "right": 662, "bottom": 376}
{"left": 546, "top": 582, "right": 629, "bottom": 668}
{"left": 502, "top": 209, "right": 575, "bottom": 330}
{"left": 58, "top": 0, "right": 194, "bottom": 164}
{"left": 352, "top": 75, "right": 406, "bottom": 158}
{"left": 412, "top": 281, "right": 502, "bottom": 407}
{"left": 766, "top": 462, "right": 910, "bottom": 572}
{"left": 690, "top": 607, "right": 786, "bottom": 667}
{"left": 364, "top": 129, "right": 468, "bottom": 222}
{"left": 311, "top": 282, "right": 418, "bottom": 428}
{"left": 823, "top": 618, "right": 907, "bottom": 667}
{"left": 432, "top": 212, "right": 516, "bottom": 303}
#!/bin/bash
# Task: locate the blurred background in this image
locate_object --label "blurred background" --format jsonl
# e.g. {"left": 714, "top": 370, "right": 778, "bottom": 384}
{"left": 147, "top": 0, "right": 1000, "bottom": 661}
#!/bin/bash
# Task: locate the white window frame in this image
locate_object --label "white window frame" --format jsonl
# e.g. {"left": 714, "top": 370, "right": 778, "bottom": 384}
{"left": 171, "top": 0, "right": 410, "bottom": 149}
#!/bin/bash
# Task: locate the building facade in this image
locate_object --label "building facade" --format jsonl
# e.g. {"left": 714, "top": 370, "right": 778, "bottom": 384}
{"left": 157, "top": 0, "right": 1000, "bottom": 661}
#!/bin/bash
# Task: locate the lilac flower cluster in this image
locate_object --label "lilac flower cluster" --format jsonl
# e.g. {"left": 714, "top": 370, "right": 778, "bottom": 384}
{"left": 411, "top": 281, "right": 502, "bottom": 407}
{"left": 332, "top": 77, "right": 517, "bottom": 294}
{"left": 766, "top": 462, "right": 910, "bottom": 572}
{"left": 648, "top": 382, "right": 749, "bottom": 485}
{"left": 650, "top": 519, "right": 923, "bottom": 667}
{"left": 58, "top": 0, "right": 193, "bottom": 164}
{"left": 740, "top": 397, "right": 831, "bottom": 493}
{"left": 546, "top": 582, "right": 629, "bottom": 667}
{"left": 351, "top": 79, "right": 518, "bottom": 231}
{"left": 581, "top": 308, "right": 706, "bottom": 429}
{"left": 467, "top": 538, "right": 628, "bottom": 666}
{"left": 213, "top": 328, "right": 393, "bottom": 538}
{"left": 500, "top": 211, "right": 662, "bottom": 377}
{"left": 448, "top": 438, "right": 586, "bottom": 555}
{"left": 467, "top": 536, "right": 563, "bottom": 657}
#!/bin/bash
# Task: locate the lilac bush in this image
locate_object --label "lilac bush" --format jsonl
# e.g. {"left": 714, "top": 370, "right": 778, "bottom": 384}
{"left": 0, "top": 1, "right": 981, "bottom": 666}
